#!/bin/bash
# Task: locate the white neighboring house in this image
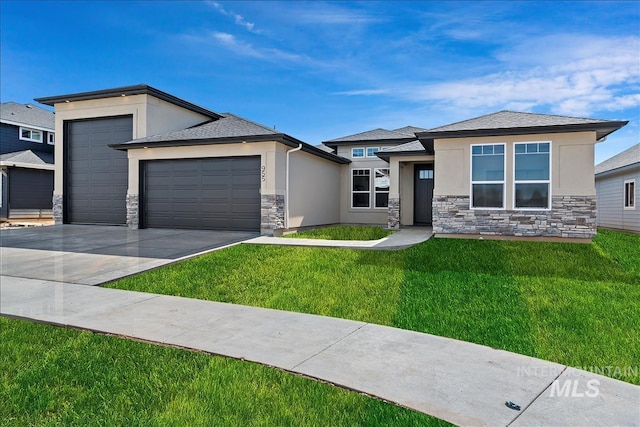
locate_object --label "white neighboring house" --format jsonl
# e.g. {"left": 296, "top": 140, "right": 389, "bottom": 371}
{"left": 595, "top": 143, "right": 640, "bottom": 233}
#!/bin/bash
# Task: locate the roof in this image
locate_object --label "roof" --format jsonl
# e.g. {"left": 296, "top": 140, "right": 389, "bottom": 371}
{"left": 393, "top": 126, "right": 428, "bottom": 135}
{"left": 0, "top": 150, "right": 54, "bottom": 169}
{"left": 376, "top": 140, "right": 431, "bottom": 161}
{"left": 323, "top": 128, "right": 418, "bottom": 146}
{"left": 315, "top": 143, "right": 335, "bottom": 153}
{"left": 110, "top": 113, "right": 350, "bottom": 164}
{"left": 34, "top": 84, "right": 222, "bottom": 120}
{"left": 0, "top": 102, "right": 55, "bottom": 130}
{"left": 595, "top": 143, "right": 640, "bottom": 176}
{"left": 417, "top": 110, "right": 628, "bottom": 141}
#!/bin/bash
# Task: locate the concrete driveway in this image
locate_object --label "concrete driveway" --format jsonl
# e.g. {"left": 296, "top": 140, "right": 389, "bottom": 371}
{"left": 0, "top": 225, "right": 257, "bottom": 285}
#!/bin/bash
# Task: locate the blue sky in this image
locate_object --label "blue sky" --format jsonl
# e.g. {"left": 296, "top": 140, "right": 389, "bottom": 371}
{"left": 1, "top": 1, "right": 638, "bottom": 163}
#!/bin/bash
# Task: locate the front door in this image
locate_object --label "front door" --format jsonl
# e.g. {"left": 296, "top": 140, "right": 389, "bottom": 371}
{"left": 414, "top": 164, "right": 434, "bottom": 225}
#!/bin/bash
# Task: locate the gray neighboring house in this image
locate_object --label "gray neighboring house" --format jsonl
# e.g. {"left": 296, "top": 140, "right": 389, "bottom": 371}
{"left": 0, "top": 102, "right": 55, "bottom": 219}
{"left": 595, "top": 143, "right": 640, "bottom": 233}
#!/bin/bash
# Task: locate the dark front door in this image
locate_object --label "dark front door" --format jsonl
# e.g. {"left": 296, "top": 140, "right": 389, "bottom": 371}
{"left": 414, "top": 164, "right": 434, "bottom": 225}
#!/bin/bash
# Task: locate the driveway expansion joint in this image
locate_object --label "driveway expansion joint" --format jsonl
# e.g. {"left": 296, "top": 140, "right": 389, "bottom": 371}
{"left": 291, "top": 322, "right": 368, "bottom": 370}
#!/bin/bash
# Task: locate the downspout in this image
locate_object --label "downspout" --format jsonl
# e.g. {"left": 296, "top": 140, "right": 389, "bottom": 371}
{"left": 285, "top": 143, "right": 303, "bottom": 229}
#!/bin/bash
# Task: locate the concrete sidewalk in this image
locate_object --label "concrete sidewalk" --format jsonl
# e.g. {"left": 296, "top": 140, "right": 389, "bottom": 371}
{"left": 247, "top": 226, "right": 433, "bottom": 249}
{"left": 2, "top": 277, "right": 638, "bottom": 426}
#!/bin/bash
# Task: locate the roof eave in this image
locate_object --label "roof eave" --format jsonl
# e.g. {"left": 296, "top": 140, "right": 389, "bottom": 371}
{"left": 35, "top": 84, "right": 222, "bottom": 120}
{"left": 416, "top": 122, "right": 629, "bottom": 140}
{"left": 376, "top": 150, "right": 430, "bottom": 162}
{"left": 323, "top": 137, "right": 416, "bottom": 148}
{"left": 595, "top": 162, "right": 640, "bottom": 178}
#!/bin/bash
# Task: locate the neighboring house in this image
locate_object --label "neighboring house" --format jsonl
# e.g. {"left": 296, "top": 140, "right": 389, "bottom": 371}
{"left": 35, "top": 85, "right": 628, "bottom": 240}
{"left": 594, "top": 143, "right": 640, "bottom": 233}
{"left": 0, "top": 102, "right": 55, "bottom": 219}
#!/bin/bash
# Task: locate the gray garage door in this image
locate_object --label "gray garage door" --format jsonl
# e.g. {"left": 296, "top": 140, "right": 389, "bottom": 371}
{"left": 143, "top": 156, "right": 261, "bottom": 231}
{"left": 66, "top": 116, "right": 131, "bottom": 224}
{"left": 8, "top": 168, "right": 54, "bottom": 210}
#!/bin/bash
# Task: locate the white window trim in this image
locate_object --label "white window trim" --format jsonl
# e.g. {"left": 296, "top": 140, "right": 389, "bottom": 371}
{"left": 351, "top": 168, "right": 371, "bottom": 209}
{"left": 351, "top": 147, "right": 365, "bottom": 158}
{"left": 47, "top": 133, "right": 55, "bottom": 145}
{"left": 19, "top": 127, "right": 43, "bottom": 143}
{"left": 366, "top": 147, "right": 380, "bottom": 158}
{"left": 624, "top": 179, "right": 636, "bottom": 210}
{"left": 373, "top": 167, "right": 390, "bottom": 209}
{"left": 470, "top": 143, "right": 506, "bottom": 210}
{"left": 513, "top": 141, "right": 552, "bottom": 211}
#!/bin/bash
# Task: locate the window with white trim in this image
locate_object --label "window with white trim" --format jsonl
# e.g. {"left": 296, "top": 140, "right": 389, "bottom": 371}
{"left": 366, "top": 147, "right": 379, "bottom": 157}
{"left": 374, "top": 168, "right": 390, "bottom": 208}
{"left": 352, "top": 147, "right": 364, "bottom": 158}
{"left": 471, "top": 144, "right": 505, "bottom": 208}
{"left": 624, "top": 179, "right": 635, "bottom": 209}
{"left": 47, "top": 133, "right": 55, "bottom": 145}
{"left": 352, "top": 169, "right": 370, "bottom": 208}
{"left": 514, "top": 142, "right": 550, "bottom": 209}
{"left": 19, "top": 127, "right": 43, "bottom": 143}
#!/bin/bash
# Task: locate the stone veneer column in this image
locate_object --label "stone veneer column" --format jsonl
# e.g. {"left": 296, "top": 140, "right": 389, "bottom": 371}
{"left": 387, "top": 197, "right": 400, "bottom": 230}
{"left": 261, "top": 194, "right": 284, "bottom": 235}
{"left": 52, "top": 195, "right": 63, "bottom": 225}
{"left": 432, "top": 195, "right": 596, "bottom": 239}
{"left": 126, "top": 194, "right": 139, "bottom": 229}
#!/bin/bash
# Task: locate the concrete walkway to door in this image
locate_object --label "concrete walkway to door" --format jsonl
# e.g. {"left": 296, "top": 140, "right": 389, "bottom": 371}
{"left": 2, "top": 277, "right": 638, "bottom": 427}
{"left": 0, "top": 225, "right": 258, "bottom": 285}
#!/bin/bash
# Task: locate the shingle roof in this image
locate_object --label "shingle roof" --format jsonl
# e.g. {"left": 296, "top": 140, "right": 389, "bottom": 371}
{"left": 0, "top": 102, "right": 55, "bottom": 130}
{"left": 379, "top": 140, "right": 424, "bottom": 153}
{"left": 324, "top": 128, "right": 416, "bottom": 143}
{"left": 393, "top": 126, "right": 428, "bottom": 135}
{"left": 595, "top": 143, "right": 640, "bottom": 175}
{"left": 120, "top": 113, "right": 278, "bottom": 145}
{"left": 315, "top": 143, "right": 335, "bottom": 153}
{"left": 0, "top": 149, "right": 54, "bottom": 166}
{"left": 419, "top": 110, "right": 628, "bottom": 141}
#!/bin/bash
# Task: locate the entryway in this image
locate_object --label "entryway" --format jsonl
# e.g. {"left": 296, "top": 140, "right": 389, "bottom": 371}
{"left": 414, "top": 164, "right": 434, "bottom": 225}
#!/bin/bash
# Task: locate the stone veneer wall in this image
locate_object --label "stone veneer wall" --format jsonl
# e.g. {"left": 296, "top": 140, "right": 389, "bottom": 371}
{"left": 433, "top": 195, "right": 597, "bottom": 238}
{"left": 126, "top": 194, "right": 139, "bottom": 229}
{"left": 261, "top": 194, "right": 284, "bottom": 235}
{"left": 52, "top": 194, "right": 63, "bottom": 225}
{"left": 388, "top": 197, "right": 400, "bottom": 230}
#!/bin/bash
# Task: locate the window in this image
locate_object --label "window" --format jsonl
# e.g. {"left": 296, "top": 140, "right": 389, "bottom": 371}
{"left": 19, "top": 127, "right": 43, "bottom": 143}
{"left": 625, "top": 180, "right": 635, "bottom": 209}
{"left": 514, "top": 142, "right": 550, "bottom": 209}
{"left": 471, "top": 144, "right": 505, "bottom": 208}
{"left": 374, "top": 168, "right": 390, "bottom": 208}
{"left": 352, "top": 148, "right": 365, "bottom": 158}
{"left": 352, "top": 169, "right": 370, "bottom": 208}
{"left": 419, "top": 169, "right": 433, "bottom": 179}
{"left": 47, "top": 133, "right": 55, "bottom": 145}
{"left": 366, "top": 147, "right": 379, "bottom": 157}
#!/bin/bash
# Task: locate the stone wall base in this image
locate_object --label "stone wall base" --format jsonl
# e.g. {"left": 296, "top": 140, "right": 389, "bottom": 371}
{"left": 261, "top": 194, "right": 284, "bottom": 235}
{"left": 433, "top": 195, "right": 596, "bottom": 239}
{"left": 126, "top": 194, "right": 139, "bottom": 229}
{"left": 387, "top": 197, "right": 400, "bottom": 230}
{"left": 52, "top": 194, "right": 63, "bottom": 225}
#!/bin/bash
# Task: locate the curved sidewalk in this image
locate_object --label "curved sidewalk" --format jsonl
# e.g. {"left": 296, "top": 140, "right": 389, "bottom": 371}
{"left": 2, "top": 277, "right": 638, "bottom": 426}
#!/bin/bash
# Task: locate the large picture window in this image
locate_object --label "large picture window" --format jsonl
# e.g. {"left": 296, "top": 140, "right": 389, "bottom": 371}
{"left": 471, "top": 144, "right": 505, "bottom": 208}
{"left": 514, "top": 142, "right": 550, "bottom": 209}
{"left": 352, "top": 169, "right": 370, "bottom": 208}
{"left": 374, "top": 168, "right": 390, "bottom": 208}
{"left": 624, "top": 179, "right": 635, "bottom": 209}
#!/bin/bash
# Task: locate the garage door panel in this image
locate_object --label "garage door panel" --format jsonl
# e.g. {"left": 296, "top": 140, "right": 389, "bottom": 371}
{"left": 67, "top": 116, "right": 131, "bottom": 224}
{"left": 144, "top": 157, "right": 260, "bottom": 231}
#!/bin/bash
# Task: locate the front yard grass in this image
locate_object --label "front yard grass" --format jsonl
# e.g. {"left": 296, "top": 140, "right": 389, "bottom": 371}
{"left": 110, "top": 229, "right": 640, "bottom": 385}
{"left": 285, "top": 225, "right": 393, "bottom": 240}
{"left": 1, "top": 317, "right": 441, "bottom": 426}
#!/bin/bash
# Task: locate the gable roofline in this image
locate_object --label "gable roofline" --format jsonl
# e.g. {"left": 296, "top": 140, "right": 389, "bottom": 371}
{"left": 110, "top": 133, "right": 351, "bottom": 164}
{"left": 595, "top": 143, "right": 640, "bottom": 176}
{"left": 34, "top": 84, "right": 222, "bottom": 120}
{"left": 323, "top": 127, "right": 417, "bottom": 146}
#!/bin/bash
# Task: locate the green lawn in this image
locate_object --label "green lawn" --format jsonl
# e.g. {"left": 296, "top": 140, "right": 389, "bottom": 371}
{"left": 1, "top": 317, "right": 441, "bottom": 426}
{"left": 285, "top": 225, "right": 393, "bottom": 240}
{"left": 110, "top": 229, "right": 640, "bottom": 385}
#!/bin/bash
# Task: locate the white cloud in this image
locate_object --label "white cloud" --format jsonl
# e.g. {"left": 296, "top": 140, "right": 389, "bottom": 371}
{"left": 208, "top": 1, "right": 261, "bottom": 33}
{"left": 332, "top": 89, "right": 390, "bottom": 96}
{"left": 202, "top": 32, "right": 310, "bottom": 64}
{"left": 337, "top": 35, "right": 640, "bottom": 118}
